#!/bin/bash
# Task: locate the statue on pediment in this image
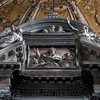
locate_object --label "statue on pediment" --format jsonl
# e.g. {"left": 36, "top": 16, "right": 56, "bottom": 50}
{"left": 0, "top": 25, "right": 23, "bottom": 49}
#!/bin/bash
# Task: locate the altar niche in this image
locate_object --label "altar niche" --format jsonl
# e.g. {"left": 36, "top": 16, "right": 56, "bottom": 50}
{"left": 26, "top": 46, "right": 76, "bottom": 69}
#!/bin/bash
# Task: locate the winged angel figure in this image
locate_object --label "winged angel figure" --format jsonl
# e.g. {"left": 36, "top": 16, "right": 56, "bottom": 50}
{"left": 0, "top": 25, "right": 23, "bottom": 49}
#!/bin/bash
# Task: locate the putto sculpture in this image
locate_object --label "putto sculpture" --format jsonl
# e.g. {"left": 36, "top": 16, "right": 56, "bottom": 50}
{"left": 42, "top": 25, "right": 65, "bottom": 33}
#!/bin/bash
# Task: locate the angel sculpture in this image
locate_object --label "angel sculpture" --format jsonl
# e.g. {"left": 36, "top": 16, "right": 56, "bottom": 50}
{"left": 0, "top": 25, "right": 23, "bottom": 49}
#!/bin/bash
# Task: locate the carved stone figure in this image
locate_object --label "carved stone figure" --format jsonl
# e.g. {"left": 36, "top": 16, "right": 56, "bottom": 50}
{"left": 57, "top": 26, "right": 65, "bottom": 33}
{"left": 0, "top": 25, "right": 23, "bottom": 49}
{"left": 30, "top": 47, "right": 74, "bottom": 68}
{"left": 42, "top": 26, "right": 65, "bottom": 33}
{"left": 62, "top": 51, "right": 73, "bottom": 62}
{"left": 83, "top": 26, "right": 96, "bottom": 43}
{"left": 48, "top": 47, "right": 62, "bottom": 61}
